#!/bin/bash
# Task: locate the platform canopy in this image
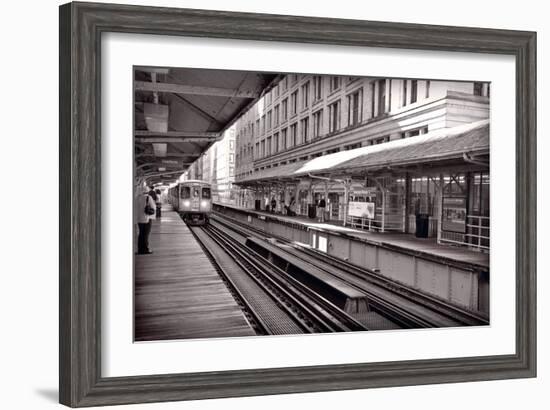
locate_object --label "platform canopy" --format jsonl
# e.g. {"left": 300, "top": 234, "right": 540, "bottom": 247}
{"left": 134, "top": 66, "right": 279, "bottom": 185}
{"left": 237, "top": 119, "right": 490, "bottom": 186}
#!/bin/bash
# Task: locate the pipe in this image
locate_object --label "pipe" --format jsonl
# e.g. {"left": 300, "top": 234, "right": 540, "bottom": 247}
{"left": 463, "top": 152, "right": 489, "bottom": 167}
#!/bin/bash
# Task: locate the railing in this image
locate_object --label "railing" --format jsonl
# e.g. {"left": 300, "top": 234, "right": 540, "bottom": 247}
{"left": 440, "top": 215, "right": 490, "bottom": 251}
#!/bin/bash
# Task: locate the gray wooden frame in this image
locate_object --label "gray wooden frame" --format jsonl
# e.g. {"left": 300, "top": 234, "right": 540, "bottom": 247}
{"left": 59, "top": 1, "right": 536, "bottom": 407}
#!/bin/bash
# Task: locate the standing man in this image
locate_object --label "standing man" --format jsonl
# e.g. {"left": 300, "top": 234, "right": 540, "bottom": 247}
{"left": 318, "top": 196, "right": 326, "bottom": 222}
{"left": 136, "top": 186, "right": 156, "bottom": 255}
{"left": 154, "top": 188, "right": 162, "bottom": 218}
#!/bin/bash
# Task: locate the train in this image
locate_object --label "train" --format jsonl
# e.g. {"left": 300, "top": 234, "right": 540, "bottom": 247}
{"left": 168, "top": 180, "right": 212, "bottom": 225}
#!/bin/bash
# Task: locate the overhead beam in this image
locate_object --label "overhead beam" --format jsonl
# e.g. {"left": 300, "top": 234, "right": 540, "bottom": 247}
{"left": 136, "top": 138, "right": 219, "bottom": 144}
{"left": 136, "top": 161, "right": 193, "bottom": 170}
{"left": 135, "top": 153, "right": 201, "bottom": 159}
{"left": 135, "top": 80, "right": 260, "bottom": 99}
{"left": 135, "top": 131, "right": 221, "bottom": 145}
{"left": 135, "top": 131, "right": 221, "bottom": 138}
{"left": 142, "top": 170, "right": 186, "bottom": 179}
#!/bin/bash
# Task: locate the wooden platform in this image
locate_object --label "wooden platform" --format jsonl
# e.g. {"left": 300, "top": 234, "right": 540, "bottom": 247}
{"left": 134, "top": 209, "right": 255, "bottom": 341}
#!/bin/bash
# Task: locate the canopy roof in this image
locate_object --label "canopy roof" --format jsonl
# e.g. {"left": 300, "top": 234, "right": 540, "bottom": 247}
{"left": 237, "top": 119, "right": 489, "bottom": 185}
{"left": 134, "top": 66, "right": 279, "bottom": 185}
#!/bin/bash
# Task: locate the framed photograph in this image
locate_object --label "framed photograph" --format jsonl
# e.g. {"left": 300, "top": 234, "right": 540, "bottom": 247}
{"left": 59, "top": 2, "right": 536, "bottom": 407}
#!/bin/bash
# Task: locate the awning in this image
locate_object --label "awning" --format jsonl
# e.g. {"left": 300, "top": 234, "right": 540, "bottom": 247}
{"left": 134, "top": 67, "right": 279, "bottom": 184}
{"left": 237, "top": 119, "right": 489, "bottom": 185}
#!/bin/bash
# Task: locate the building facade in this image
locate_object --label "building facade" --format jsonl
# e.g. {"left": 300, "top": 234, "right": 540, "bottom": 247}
{"left": 187, "top": 127, "right": 237, "bottom": 204}
{"left": 232, "top": 74, "right": 490, "bottom": 252}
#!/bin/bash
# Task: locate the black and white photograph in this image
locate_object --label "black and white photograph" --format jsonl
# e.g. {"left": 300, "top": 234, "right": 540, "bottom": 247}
{"left": 133, "top": 67, "right": 491, "bottom": 342}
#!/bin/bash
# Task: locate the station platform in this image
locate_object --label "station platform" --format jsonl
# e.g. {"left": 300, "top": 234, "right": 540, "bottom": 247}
{"left": 213, "top": 203, "right": 489, "bottom": 270}
{"left": 134, "top": 208, "right": 255, "bottom": 341}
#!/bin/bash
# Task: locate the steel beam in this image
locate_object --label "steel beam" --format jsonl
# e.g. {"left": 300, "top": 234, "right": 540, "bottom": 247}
{"left": 135, "top": 80, "right": 260, "bottom": 98}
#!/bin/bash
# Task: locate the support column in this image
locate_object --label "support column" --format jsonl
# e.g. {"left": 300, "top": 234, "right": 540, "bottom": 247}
{"left": 381, "top": 188, "right": 386, "bottom": 233}
{"left": 437, "top": 173, "right": 443, "bottom": 244}
{"left": 404, "top": 172, "right": 411, "bottom": 233}
{"left": 343, "top": 179, "right": 351, "bottom": 227}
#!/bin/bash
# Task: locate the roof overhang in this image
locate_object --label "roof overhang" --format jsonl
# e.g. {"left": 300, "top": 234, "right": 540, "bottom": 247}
{"left": 236, "top": 120, "right": 490, "bottom": 186}
{"left": 134, "top": 66, "right": 279, "bottom": 185}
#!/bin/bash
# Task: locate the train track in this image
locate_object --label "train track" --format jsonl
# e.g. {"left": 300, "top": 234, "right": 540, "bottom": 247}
{"left": 187, "top": 219, "right": 369, "bottom": 336}
{"left": 210, "top": 211, "right": 489, "bottom": 329}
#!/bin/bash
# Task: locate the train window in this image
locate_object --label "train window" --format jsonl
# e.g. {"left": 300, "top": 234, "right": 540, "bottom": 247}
{"left": 192, "top": 187, "right": 200, "bottom": 198}
{"left": 180, "top": 186, "right": 190, "bottom": 199}
{"left": 202, "top": 187, "right": 211, "bottom": 199}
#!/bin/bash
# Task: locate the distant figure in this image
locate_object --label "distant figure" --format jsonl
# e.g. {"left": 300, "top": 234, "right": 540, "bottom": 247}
{"left": 286, "top": 197, "right": 296, "bottom": 217}
{"left": 264, "top": 196, "right": 270, "bottom": 212}
{"left": 318, "top": 197, "right": 326, "bottom": 222}
{"left": 271, "top": 197, "right": 277, "bottom": 213}
{"left": 136, "top": 187, "right": 156, "bottom": 255}
{"left": 155, "top": 188, "right": 162, "bottom": 218}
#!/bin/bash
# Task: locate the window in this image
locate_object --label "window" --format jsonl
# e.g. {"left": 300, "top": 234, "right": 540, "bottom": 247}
{"left": 313, "top": 76, "right": 322, "bottom": 100}
{"left": 326, "top": 148, "right": 340, "bottom": 154}
{"left": 370, "top": 82, "right": 376, "bottom": 117}
{"left": 291, "top": 74, "right": 298, "bottom": 84}
{"left": 229, "top": 167, "right": 234, "bottom": 176}
{"left": 402, "top": 80, "right": 408, "bottom": 106}
{"left": 290, "top": 91, "right": 298, "bottom": 115}
{"left": 229, "top": 153, "right": 234, "bottom": 163}
{"left": 301, "top": 82, "right": 310, "bottom": 109}
{"left": 290, "top": 123, "right": 297, "bottom": 146}
{"left": 377, "top": 79, "right": 386, "bottom": 115}
{"left": 261, "top": 140, "right": 265, "bottom": 157}
{"left": 474, "top": 82, "right": 489, "bottom": 96}
{"left": 180, "top": 186, "right": 190, "bottom": 199}
{"left": 281, "top": 128, "right": 288, "bottom": 150}
{"left": 255, "top": 142, "right": 259, "bottom": 157}
{"left": 274, "top": 84, "right": 279, "bottom": 98}
{"left": 410, "top": 80, "right": 418, "bottom": 103}
{"left": 255, "top": 119, "right": 260, "bottom": 135}
{"left": 266, "top": 92, "right": 272, "bottom": 106}
{"left": 267, "top": 110, "right": 272, "bottom": 130}
{"left": 281, "top": 76, "right": 288, "bottom": 91}
{"left": 274, "top": 132, "right": 279, "bottom": 153}
{"left": 282, "top": 98, "right": 288, "bottom": 121}
{"left": 344, "top": 142, "right": 361, "bottom": 150}
{"left": 328, "top": 100, "right": 340, "bottom": 133}
{"left": 300, "top": 117, "right": 309, "bottom": 144}
{"left": 425, "top": 80, "right": 430, "bottom": 98}
{"left": 313, "top": 110, "right": 323, "bottom": 138}
{"left": 229, "top": 140, "right": 234, "bottom": 150}
{"left": 347, "top": 88, "right": 363, "bottom": 126}
{"left": 261, "top": 116, "right": 266, "bottom": 134}
{"left": 266, "top": 137, "right": 271, "bottom": 156}
{"left": 274, "top": 105, "right": 279, "bottom": 126}
{"left": 371, "top": 135, "right": 390, "bottom": 145}
{"left": 330, "top": 76, "right": 340, "bottom": 92}
{"left": 201, "top": 187, "right": 211, "bottom": 199}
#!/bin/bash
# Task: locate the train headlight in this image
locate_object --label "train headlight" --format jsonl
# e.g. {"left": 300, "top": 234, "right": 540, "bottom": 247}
{"left": 201, "top": 200, "right": 208, "bottom": 207}
{"left": 183, "top": 200, "right": 190, "bottom": 207}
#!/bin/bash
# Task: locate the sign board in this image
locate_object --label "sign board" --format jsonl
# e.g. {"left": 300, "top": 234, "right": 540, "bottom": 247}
{"left": 351, "top": 188, "right": 377, "bottom": 196}
{"left": 441, "top": 196, "right": 467, "bottom": 233}
{"left": 348, "top": 201, "right": 375, "bottom": 219}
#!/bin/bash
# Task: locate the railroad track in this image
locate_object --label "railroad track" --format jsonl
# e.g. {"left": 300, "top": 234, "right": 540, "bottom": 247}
{"left": 210, "top": 211, "right": 489, "bottom": 329}
{"left": 187, "top": 219, "right": 369, "bottom": 336}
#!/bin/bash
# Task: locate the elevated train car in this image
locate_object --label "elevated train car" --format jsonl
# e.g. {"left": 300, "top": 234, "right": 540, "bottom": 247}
{"left": 168, "top": 180, "right": 212, "bottom": 225}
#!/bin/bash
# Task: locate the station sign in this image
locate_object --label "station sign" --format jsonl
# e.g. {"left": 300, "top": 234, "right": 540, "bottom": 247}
{"left": 348, "top": 201, "right": 375, "bottom": 219}
{"left": 441, "top": 196, "right": 467, "bottom": 233}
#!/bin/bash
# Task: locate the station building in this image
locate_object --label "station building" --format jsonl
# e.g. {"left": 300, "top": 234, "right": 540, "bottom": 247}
{"left": 233, "top": 74, "right": 490, "bottom": 252}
